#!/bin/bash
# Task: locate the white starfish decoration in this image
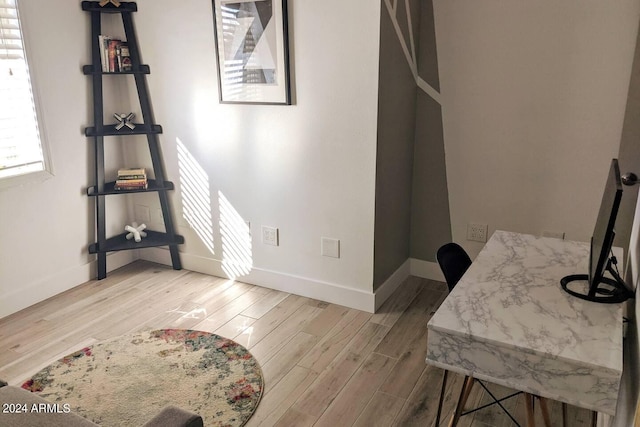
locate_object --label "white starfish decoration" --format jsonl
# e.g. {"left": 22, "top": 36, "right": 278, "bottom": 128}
{"left": 114, "top": 112, "right": 136, "bottom": 130}
{"left": 125, "top": 222, "right": 147, "bottom": 242}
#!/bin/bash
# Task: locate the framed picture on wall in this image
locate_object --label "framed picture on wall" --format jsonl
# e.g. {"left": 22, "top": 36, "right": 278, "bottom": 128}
{"left": 212, "top": 0, "right": 291, "bottom": 105}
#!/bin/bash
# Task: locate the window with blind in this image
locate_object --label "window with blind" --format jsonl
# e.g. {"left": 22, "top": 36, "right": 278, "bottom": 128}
{"left": 0, "top": 0, "right": 48, "bottom": 181}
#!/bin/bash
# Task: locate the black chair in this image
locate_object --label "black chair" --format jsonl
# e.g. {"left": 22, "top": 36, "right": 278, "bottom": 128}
{"left": 433, "top": 243, "right": 549, "bottom": 427}
{"left": 434, "top": 242, "right": 474, "bottom": 426}
{"left": 436, "top": 242, "right": 472, "bottom": 292}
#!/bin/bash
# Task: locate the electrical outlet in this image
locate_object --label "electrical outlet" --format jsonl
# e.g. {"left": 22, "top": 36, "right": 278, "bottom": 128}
{"left": 262, "top": 226, "right": 278, "bottom": 246}
{"left": 467, "top": 223, "right": 488, "bottom": 242}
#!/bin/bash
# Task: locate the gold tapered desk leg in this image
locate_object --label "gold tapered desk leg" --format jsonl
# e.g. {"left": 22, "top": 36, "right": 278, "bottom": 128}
{"left": 538, "top": 397, "right": 551, "bottom": 427}
{"left": 524, "top": 393, "right": 535, "bottom": 427}
{"left": 448, "top": 376, "right": 474, "bottom": 427}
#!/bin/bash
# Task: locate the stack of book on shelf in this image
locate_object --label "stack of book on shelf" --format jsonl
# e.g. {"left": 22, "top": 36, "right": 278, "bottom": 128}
{"left": 115, "top": 168, "right": 147, "bottom": 191}
{"left": 98, "top": 35, "right": 132, "bottom": 72}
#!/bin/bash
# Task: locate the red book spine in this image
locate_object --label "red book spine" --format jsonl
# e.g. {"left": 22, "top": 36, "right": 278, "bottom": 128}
{"left": 108, "top": 39, "right": 122, "bottom": 72}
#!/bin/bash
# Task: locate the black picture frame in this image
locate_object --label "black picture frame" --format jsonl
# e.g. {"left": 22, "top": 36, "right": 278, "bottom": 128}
{"left": 212, "top": 0, "right": 291, "bottom": 105}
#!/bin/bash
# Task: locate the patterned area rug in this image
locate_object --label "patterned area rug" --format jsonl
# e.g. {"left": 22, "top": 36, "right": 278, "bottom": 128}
{"left": 21, "top": 329, "right": 263, "bottom": 426}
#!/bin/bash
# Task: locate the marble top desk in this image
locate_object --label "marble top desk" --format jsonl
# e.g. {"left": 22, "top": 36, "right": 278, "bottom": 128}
{"left": 426, "top": 230, "right": 623, "bottom": 416}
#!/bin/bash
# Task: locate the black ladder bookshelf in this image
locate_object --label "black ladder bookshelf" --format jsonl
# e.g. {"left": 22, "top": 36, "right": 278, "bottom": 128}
{"left": 82, "top": 1, "right": 183, "bottom": 279}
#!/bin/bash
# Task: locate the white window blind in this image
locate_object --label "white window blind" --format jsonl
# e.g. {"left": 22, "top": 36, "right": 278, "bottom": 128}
{"left": 0, "top": 0, "right": 45, "bottom": 179}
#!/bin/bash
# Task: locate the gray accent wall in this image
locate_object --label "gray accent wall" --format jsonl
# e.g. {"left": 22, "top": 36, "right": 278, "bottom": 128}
{"left": 410, "top": 0, "right": 450, "bottom": 261}
{"left": 374, "top": 4, "right": 417, "bottom": 288}
{"left": 374, "top": 0, "right": 452, "bottom": 288}
{"left": 417, "top": 0, "right": 440, "bottom": 92}
{"left": 410, "top": 91, "right": 451, "bottom": 261}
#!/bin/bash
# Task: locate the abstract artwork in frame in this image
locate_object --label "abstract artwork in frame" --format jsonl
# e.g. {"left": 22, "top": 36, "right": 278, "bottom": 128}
{"left": 212, "top": 0, "right": 291, "bottom": 105}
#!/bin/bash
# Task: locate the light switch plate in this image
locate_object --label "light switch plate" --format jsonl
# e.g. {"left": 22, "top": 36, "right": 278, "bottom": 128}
{"left": 321, "top": 237, "right": 340, "bottom": 258}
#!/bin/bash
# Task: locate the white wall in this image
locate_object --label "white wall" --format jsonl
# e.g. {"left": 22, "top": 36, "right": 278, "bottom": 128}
{"left": 0, "top": 0, "right": 133, "bottom": 319}
{"left": 0, "top": 0, "right": 383, "bottom": 318}
{"left": 434, "top": 0, "right": 640, "bottom": 258}
{"left": 126, "top": 0, "right": 381, "bottom": 309}
{"left": 0, "top": 0, "right": 380, "bottom": 317}
{"left": 12, "top": 0, "right": 637, "bottom": 319}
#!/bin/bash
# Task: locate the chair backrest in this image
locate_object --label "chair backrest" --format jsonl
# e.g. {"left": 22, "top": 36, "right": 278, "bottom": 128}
{"left": 437, "top": 243, "right": 472, "bottom": 292}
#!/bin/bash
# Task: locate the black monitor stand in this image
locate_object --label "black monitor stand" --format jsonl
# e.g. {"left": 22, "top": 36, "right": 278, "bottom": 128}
{"left": 561, "top": 257, "right": 634, "bottom": 303}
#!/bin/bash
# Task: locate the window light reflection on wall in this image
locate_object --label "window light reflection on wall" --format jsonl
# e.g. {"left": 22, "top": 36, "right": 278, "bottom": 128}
{"left": 219, "top": 190, "right": 252, "bottom": 279}
{"left": 176, "top": 137, "right": 252, "bottom": 279}
{"left": 177, "top": 138, "right": 215, "bottom": 255}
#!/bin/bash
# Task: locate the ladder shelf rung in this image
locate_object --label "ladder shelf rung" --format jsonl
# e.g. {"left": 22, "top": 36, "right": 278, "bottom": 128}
{"left": 89, "top": 230, "right": 184, "bottom": 254}
{"left": 87, "top": 179, "right": 174, "bottom": 196}
{"left": 82, "top": 65, "right": 150, "bottom": 75}
{"left": 85, "top": 124, "right": 162, "bottom": 137}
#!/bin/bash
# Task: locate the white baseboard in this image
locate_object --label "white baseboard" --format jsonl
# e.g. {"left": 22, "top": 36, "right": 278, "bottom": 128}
{"left": 139, "top": 249, "right": 447, "bottom": 313}
{"left": 373, "top": 259, "right": 411, "bottom": 311}
{"left": 410, "top": 258, "right": 445, "bottom": 282}
{"left": 372, "top": 259, "right": 445, "bottom": 311}
{"left": 0, "top": 251, "right": 134, "bottom": 319}
{"left": 140, "top": 247, "right": 377, "bottom": 312}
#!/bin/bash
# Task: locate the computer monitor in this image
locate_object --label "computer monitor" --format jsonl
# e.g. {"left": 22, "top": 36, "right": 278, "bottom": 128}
{"left": 561, "top": 159, "right": 634, "bottom": 303}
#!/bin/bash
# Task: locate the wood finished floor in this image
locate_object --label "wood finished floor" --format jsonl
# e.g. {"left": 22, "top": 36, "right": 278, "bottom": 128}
{"left": 0, "top": 260, "right": 594, "bottom": 427}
